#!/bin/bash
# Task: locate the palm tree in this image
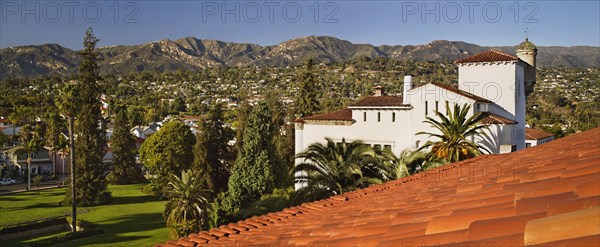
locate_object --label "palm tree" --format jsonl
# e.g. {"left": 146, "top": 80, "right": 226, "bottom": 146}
{"left": 56, "top": 84, "right": 79, "bottom": 232}
{"left": 19, "top": 124, "right": 42, "bottom": 191}
{"left": 45, "top": 111, "right": 65, "bottom": 177}
{"left": 377, "top": 148, "right": 427, "bottom": 179}
{"left": 417, "top": 102, "right": 490, "bottom": 163}
{"left": 295, "top": 138, "right": 382, "bottom": 199}
{"left": 7, "top": 113, "right": 19, "bottom": 146}
{"left": 164, "top": 169, "right": 212, "bottom": 239}
{"left": 56, "top": 135, "right": 69, "bottom": 185}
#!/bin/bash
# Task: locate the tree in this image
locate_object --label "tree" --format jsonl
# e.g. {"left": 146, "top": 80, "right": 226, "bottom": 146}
{"left": 45, "top": 111, "right": 65, "bottom": 177}
{"left": 232, "top": 100, "right": 251, "bottom": 151}
{"left": 170, "top": 97, "right": 187, "bottom": 113}
{"left": 0, "top": 132, "right": 9, "bottom": 148}
{"left": 56, "top": 83, "right": 78, "bottom": 232}
{"left": 139, "top": 120, "right": 196, "bottom": 195}
{"left": 227, "top": 102, "right": 278, "bottom": 213}
{"left": 164, "top": 169, "right": 211, "bottom": 239}
{"left": 193, "top": 102, "right": 234, "bottom": 193}
{"left": 7, "top": 112, "right": 20, "bottom": 146}
{"left": 67, "top": 27, "right": 111, "bottom": 207}
{"left": 19, "top": 124, "right": 42, "bottom": 191}
{"left": 416, "top": 102, "right": 489, "bottom": 163}
{"left": 294, "top": 58, "right": 321, "bottom": 117}
{"left": 378, "top": 148, "right": 426, "bottom": 179}
{"left": 264, "top": 90, "right": 290, "bottom": 187}
{"left": 295, "top": 138, "right": 382, "bottom": 200}
{"left": 108, "top": 105, "right": 142, "bottom": 184}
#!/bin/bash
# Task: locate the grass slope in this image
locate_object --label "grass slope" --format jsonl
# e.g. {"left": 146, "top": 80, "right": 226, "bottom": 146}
{"left": 0, "top": 184, "right": 168, "bottom": 246}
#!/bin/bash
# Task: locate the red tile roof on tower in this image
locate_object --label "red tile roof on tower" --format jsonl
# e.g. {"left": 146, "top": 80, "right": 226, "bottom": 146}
{"left": 157, "top": 127, "right": 600, "bottom": 247}
{"left": 480, "top": 112, "right": 517, "bottom": 124}
{"left": 295, "top": 108, "right": 353, "bottom": 123}
{"left": 526, "top": 127, "right": 555, "bottom": 140}
{"left": 349, "top": 96, "right": 408, "bottom": 107}
{"left": 454, "top": 50, "right": 521, "bottom": 64}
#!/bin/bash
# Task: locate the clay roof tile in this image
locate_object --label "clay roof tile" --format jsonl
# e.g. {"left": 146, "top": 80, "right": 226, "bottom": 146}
{"left": 454, "top": 50, "right": 521, "bottom": 64}
{"left": 157, "top": 127, "right": 600, "bottom": 246}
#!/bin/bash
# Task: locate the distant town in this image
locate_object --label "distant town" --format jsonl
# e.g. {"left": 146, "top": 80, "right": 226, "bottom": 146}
{"left": 1, "top": 30, "right": 599, "bottom": 247}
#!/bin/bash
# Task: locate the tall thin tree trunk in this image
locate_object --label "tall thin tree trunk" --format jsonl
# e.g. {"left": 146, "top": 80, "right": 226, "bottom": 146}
{"left": 27, "top": 157, "right": 31, "bottom": 191}
{"left": 62, "top": 155, "right": 66, "bottom": 186}
{"left": 52, "top": 151, "right": 56, "bottom": 177}
{"left": 69, "top": 117, "right": 76, "bottom": 232}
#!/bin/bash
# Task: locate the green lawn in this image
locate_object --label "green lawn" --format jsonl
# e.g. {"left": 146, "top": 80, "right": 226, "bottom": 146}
{"left": 0, "top": 184, "right": 169, "bottom": 247}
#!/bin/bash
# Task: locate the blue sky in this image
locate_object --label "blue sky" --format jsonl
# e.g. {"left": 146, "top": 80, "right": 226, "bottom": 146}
{"left": 1, "top": 1, "right": 599, "bottom": 50}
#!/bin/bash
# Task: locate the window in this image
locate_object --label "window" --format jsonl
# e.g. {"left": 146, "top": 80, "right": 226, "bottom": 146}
{"left": 363, "top": 112, "right": 367, "bottom": 122}
{"left": 476, "top": 103, "right": 481, "bottom": 112}
{"left": 392, "top": 112, "right": 396, "bottom": 122}
{"left": 377, "top": 112, "right": 381, "bottom": 122}
{"left": 384, "top": 145, "right": 392, "bottom": 151}
{"left": 526, "top": 143, "right": 532, "bottom": 148}
{"left": 425, "top": 101, "right": 428, "bottom": 116}
{"left": 435, "top": 101, "right": 439, "bottom": 113}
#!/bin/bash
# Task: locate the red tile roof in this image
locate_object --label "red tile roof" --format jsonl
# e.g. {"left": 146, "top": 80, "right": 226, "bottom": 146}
{"left": 415, "top": 82, "right": 493, "bottom": 103}
{"left": 295, "top": 108, "right": 353, "bottom": 123}
{"left": 454, "top": 50, "right": 521, "bottom": 64}
{"left": 526, "top": 127, "right": 555, "bottom": 140}
{"left": 480, "top": 112, "right": 517, "bottom": 124}
{"left": 157, "top": 127, "right": 600, "bottom": 247}
{"left": 349, "top": 96, "right": 408, "bottom": 107}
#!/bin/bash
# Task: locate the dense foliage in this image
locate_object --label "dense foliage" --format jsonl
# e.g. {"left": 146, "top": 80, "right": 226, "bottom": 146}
{"left": 139, "top": 121, "right": 196, "bottom": 195}
{"left": 108, "top": 105, "right": 143, "bottom": 184}
{"left": 193, "top": 102, "right": 235, "bottom": 193}
{"left": 294, "top": 58, "right": 321, "bottom": 117}
{"left": 227, "top": 102, "right": 278, "bottom": 212}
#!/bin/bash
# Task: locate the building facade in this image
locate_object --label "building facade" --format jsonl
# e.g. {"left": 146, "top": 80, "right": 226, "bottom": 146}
{"left": 295, "top": 40, "right": 538, "bottom": 189}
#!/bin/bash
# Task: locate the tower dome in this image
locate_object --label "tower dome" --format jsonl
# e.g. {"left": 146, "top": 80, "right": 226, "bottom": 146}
{"left": 517, "top": 38, "right": 537, "bottom": 51}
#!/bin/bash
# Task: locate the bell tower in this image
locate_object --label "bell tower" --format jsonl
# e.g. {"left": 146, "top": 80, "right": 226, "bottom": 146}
{"left": 516, "top": 36, "right": 537, "bottom": 97}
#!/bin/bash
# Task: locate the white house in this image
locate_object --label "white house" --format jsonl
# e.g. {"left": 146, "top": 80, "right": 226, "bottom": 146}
{"left": 294, "top": 39, "right": 538, "bottom": 189}
{"left": 131, "top": 122, "right": 162, "bottom": 139}
{"left": 525, "top": 128, "right": 555, "bottom": 147}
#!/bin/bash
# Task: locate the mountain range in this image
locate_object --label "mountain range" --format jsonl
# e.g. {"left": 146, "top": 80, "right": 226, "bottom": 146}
{"left": 1, "top": 36, "right": 598, "bottom": 79}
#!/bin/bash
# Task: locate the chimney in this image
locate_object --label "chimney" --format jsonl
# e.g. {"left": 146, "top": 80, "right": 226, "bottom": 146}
{"left": 373, "top": 85, "right": 384, "bottom": 96}
{"left": 403, "top": 75, "right": 412, "bottom": 104}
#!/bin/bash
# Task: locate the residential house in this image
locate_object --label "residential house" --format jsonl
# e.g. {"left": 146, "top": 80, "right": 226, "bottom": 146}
{"left": 525, "top": 127, "right": 555, "bottom": 147}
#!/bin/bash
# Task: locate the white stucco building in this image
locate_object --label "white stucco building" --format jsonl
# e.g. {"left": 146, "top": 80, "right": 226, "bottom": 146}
{"left": 294, "top": 40, "right": 538, "bottom": 188}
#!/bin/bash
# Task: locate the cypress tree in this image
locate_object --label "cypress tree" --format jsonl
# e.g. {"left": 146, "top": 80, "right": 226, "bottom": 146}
{"left": 227, "top": 102, "right": 277, "bottom": 212}
{"left": 193, "top": 102, "right": 234, "bottom": 193}
{"left": 67, "top": 27, "right": 111, "bottom": 206}
{"left": 294, "top": 58, "right": 321, "bottom": 117}
{"left": 108, "top": 105, "right": 142, "bottom": 184}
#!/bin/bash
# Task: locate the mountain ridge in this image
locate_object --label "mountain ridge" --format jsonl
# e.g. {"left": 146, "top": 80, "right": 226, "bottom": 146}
{"left": 1, "top": 36, "right": 598, "bottom": 79}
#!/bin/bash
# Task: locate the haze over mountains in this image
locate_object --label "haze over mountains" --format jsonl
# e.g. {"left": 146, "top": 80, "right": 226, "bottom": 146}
{"left": 1, "top": 36, "right": 598, "bottom": 79}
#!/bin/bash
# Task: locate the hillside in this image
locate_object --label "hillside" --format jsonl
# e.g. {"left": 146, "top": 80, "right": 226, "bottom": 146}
{"left": 1, "top": 36, "right": 598, "bottom": 79}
